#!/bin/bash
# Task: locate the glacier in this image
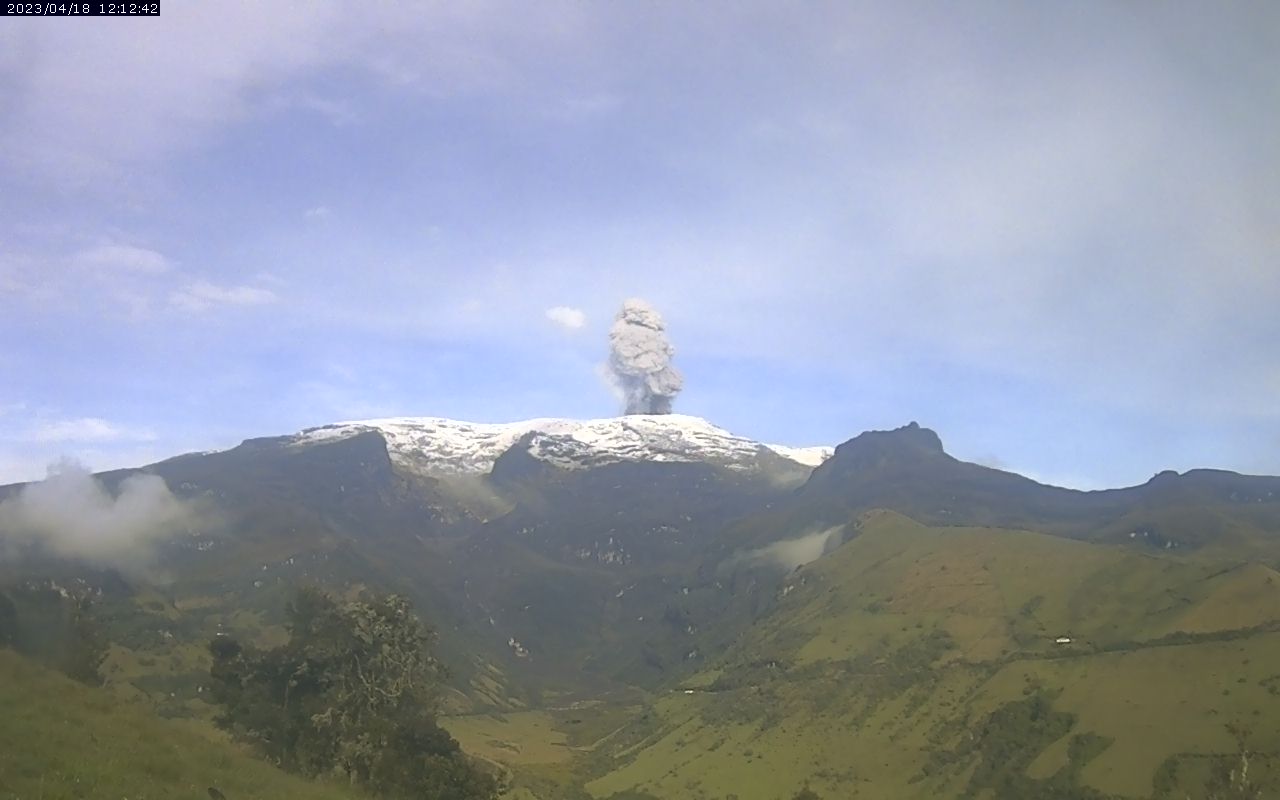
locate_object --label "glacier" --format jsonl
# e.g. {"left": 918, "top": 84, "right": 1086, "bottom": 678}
{"left": 291, "top": 414, "right": 833, "bottom": 477}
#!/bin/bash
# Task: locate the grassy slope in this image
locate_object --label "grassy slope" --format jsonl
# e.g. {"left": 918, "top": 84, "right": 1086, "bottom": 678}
{"left": 583, "top": 511, "right": 1280, "bottom": 799}
{"left": 0, "top": 649, "right": 365, "bottom": 800}
{"left": 442, "top": 700, "right": 648, "bottom": 799}
{"left": 444, "top": 711, "right": 574, "bottom": 767}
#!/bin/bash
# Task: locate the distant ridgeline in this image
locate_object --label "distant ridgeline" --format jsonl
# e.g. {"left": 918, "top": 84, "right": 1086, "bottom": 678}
{"left": 1, "top": 416, "right": 1279, "bottom": 799}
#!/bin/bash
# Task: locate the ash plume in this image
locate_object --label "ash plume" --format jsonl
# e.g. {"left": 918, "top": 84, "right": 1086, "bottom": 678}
{"left": 0, "top": 459, "right": 199, "bottom": 573}
{"left": 607, "top": 298, "right": 683, "bottom": 415}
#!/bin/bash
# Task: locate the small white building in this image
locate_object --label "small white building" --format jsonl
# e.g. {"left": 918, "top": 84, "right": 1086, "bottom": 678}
{"left": 1055, "top": 636, "right": 1073, "bottom": 644}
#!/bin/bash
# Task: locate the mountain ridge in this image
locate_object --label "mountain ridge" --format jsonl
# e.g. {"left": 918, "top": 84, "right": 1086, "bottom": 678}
{"left": 5, "top": 414, "right": 1280, "bottom": 799}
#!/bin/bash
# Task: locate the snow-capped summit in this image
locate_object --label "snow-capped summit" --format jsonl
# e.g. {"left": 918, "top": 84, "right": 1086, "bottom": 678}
{"left": 293, "top": 414, "right": 832, "bottom": 477}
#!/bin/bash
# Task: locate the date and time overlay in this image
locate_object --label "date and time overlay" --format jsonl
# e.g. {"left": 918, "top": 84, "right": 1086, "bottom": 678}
{"left": 3, "top": 2, "right": 159, "bottom": 14}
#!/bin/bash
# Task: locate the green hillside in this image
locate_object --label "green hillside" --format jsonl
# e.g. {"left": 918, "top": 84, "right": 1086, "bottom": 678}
{"left": 0, "top": 648, "right": 365, "bottom": 800}
{"left": 581, "top": 512, "right": 1280, "bottom": 799}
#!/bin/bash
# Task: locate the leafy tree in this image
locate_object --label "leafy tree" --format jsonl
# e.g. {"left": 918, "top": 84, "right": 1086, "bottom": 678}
{"left": 209, "top": 587, "right": 498, "bottom": 799}
{"left": 62, "top": 594, "right": 107, "bottom": 685}
{"left": 0, "top": 590, "right": 16, "bottom": 647}
{"left": 0, "top": 585, "right": 105, "bottom": 684}
{"left": 791, "top": 785, "right": 822, "bottom": 800}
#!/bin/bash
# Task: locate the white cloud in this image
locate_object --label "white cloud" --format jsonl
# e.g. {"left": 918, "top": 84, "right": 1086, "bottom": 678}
{"left": 0, "top": 3, "right": 590, "bottom": 186}
{"left": 5, "top": 241, "right": 174, "bottom": 316}
{"left": 0, "top": 459, "right": 200, "bottom": 572}
{"left": 288, "top": 94, "right": 360, "bottom": 126}
{"left": 29, "top": 417, "right": 156, "bottom": 444}
{"left": 545, "top": 305, "right": 587, "bottom": 330}
{"left": 73, "top": 243, "right": 170, "bottom": 274}
{"left": 733, "top": 526, "right": 843, "bottom": 572}
{"left": 170, "top": 280, "right": 278, "bottom": 312}
{"left": 305, "top": 205, "right": 331, "bottom": 219}
{"left": 1, "top": 250, "right": 62, "bottom": 304}
{"left": 0, "top": 4, "right": 349, "bottom": 184}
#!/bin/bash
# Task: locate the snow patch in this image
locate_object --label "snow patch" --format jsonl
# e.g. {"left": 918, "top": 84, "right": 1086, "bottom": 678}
{"left": 766, "top": 444, "right": 836, "bottom": 467}
{"left": 292, "top": 414, "right": 831, "bottom": 477}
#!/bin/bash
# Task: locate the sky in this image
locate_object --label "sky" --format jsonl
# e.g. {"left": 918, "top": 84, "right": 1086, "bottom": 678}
{"left": 1, "top": 2, "right": 1277, "bottom": 489}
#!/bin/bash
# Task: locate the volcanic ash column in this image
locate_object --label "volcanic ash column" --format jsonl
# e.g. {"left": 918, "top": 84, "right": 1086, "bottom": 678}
{"left": 606, "top": 298, "right": 683, "bottom": 415}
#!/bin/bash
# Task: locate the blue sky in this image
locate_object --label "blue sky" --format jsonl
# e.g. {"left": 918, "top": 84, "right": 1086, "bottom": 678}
{"left": 1, "top": 2, "right": 1277, "bottom": 488}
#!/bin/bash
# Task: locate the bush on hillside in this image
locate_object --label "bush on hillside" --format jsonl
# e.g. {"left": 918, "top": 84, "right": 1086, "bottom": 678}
{"left": 0, "top": 585, "right": 105, "bottom": 685}
{"left": 208, "top": 587, "right": 499, "bottom": 800}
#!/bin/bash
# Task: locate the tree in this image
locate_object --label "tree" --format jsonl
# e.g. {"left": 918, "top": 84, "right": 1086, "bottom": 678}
{"left": 209, "top": 587, "right": 498, "bottom": 799}
{"left": 0, "top": 585, "right": 105, "bottom": 684}
{"left": 0, "top": 590, "right": 16, "bottom": 647}
{"left": 62, "top": 594, "right": 107, "bottom": 686}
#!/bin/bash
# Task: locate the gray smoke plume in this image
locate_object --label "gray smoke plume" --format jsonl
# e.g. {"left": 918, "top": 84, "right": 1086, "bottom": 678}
{"left": 607, "top": 298, "right": 683, "bottom": 415}
{"left": 0, "top": 459, "right": 199, "bottom": 573}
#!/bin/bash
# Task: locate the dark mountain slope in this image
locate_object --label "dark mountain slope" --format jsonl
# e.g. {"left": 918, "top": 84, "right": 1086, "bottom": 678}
{"left": 485, "top": 434, "right": 793, "bottom": 566}
{"left": 719, "top": 422, "right": 1280, "bottom": 553}
{"left": 146, "top": 430, "right": 471, "bottom": 536}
